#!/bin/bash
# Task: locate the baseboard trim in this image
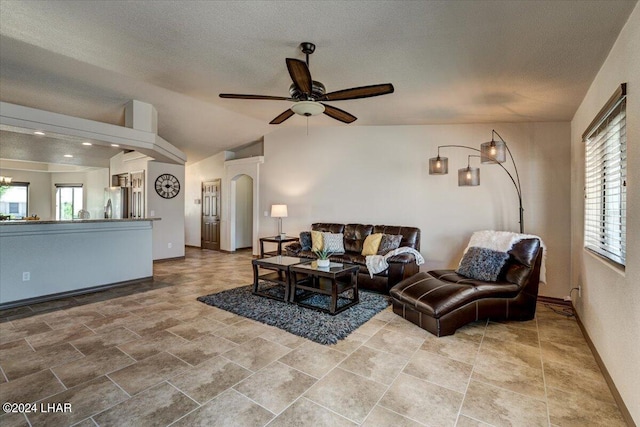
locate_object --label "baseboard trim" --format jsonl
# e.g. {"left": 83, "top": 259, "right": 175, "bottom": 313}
{"left": 0, "top": 277, "right": 153, "bottom": 310}
{"left": 573, "top": 304, "right": 636, "bottom": 427}
{"left": 536, "top": 295, "right": 571, "bottom": 307}
{"left": 153, "top": 256, "right": 186, "bottom": 263}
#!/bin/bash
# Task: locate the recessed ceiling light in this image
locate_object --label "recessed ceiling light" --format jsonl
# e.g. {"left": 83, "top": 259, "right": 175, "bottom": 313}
{"left": 64, "top": 154, "right": 73, "bottom": 158}
{"left": 111, "top": 144, "right": 120, "bottom": 147}
{"left": 34, "top": 131, "right": 45, "bottom": 135}
{"left": 82, "top": 142, "right": 92, "bottom": 146}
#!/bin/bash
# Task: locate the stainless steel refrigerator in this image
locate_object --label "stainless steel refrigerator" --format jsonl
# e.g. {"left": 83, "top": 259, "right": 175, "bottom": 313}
{"left": 104, "top": 187, "right": 131, "bottom": 219}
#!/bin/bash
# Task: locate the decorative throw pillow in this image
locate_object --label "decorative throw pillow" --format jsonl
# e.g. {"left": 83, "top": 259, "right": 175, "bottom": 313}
{"left": 299, "top": 231, "right": 312, "bottom": 251}
{"left": 322, "top": 232, "right": 345, "bottom": 254}
{"left": 361, "top": 233, "right": 383, "bottom": 256}
{"left": 311, "top": 230, "right": 324, "bottom": 252}
{"left": 456, "top": 246, "right": 510, "bottom": 282}
{"left": 377, "top": 234, "right": 403, "bottom": 255}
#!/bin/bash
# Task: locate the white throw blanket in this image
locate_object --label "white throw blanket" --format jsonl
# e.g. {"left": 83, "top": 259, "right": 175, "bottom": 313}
{"left": 461, "top": 230, "right": 547, "bottom": 284}
{"left": 365, "top": 247, "right": 425, "bottom": 277}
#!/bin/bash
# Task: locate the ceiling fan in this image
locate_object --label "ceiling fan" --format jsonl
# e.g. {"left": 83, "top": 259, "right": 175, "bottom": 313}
{"left": 219, "top": 42, "right": 394, "bottom": 124}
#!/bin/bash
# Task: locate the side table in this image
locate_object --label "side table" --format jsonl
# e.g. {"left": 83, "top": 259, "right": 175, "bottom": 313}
{"left": 259, "top": 236, "right": 299, "bottom": 258}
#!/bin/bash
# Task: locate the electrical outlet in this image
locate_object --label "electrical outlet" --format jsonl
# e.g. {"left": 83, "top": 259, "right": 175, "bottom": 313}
{"left": 22, "top": 272, "right": 30, "bottom": 281}
{"left": 168, "top": 242, "right": 172, "bottom": 249}
{"left": 264, "top": 211, "right": 268, "bottom": 217}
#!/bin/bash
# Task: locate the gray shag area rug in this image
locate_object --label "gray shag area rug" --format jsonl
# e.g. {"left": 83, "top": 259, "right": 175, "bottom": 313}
{"left": 197, "top": 284, "right": 390, "bottom": 345}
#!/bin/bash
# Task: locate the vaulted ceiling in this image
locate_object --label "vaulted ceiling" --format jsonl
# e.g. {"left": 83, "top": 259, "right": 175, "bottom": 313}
{"left": 0, "top": 0, "right": 636, "bottom": 165}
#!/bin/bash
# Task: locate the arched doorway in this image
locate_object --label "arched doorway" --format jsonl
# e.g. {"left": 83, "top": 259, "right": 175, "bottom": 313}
{"left": 222, "top": 156, "right": 264, "bottom": 254}
{"left": 234, "top": 174, "right": 253, "bottom": 249}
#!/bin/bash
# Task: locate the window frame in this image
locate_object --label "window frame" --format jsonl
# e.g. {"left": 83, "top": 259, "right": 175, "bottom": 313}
{"left": 0, "top": 181, "right": 29, "bottom": 219}
{"left": 583, "top": 83, "right": 627, "bottom": 268}
{"left": 55, "top": 183, "right": 84, "bottom": 220}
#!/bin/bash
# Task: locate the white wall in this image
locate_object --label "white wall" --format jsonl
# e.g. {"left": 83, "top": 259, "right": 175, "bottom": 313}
{"left": 147, "top": 161, "right": 185, "bottom": 259}
{"left": 235, "top": 174, "right": 253, "bottom": 248}
{"left": 110, "top": 152, "right": 186, "bottom": 259}
{"left": 0, "top": 220, "right": 153, "bottom": 305}
{"left": 85, "top": 168, "right": 109, "bottom": 219}
{"left": 0, "top": 168, "right": 109, "bottom": 220}
{"left": 260, "top": 123, "right": 571, "bottom": 299}
{"left": 570, "top": 4, "right": 639, "bottom": 423}
{"left": 184, "top": 151, "right": 229, "bottom": 247}
{"left": 0, "top": 169, "right": 52, "bottom": 219}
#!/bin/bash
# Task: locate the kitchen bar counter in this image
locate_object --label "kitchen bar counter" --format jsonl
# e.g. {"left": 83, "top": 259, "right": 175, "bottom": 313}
{"left": 0, "top": 218, "right": 160, "bottom": 225}
{"left": 0, "top": 218, "right": 159, "bottom": 308}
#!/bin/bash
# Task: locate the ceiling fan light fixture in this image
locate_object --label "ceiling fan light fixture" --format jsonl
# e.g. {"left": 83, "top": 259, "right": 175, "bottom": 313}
{"left": 291, "top": 101, "right": 325, "bottom": 117}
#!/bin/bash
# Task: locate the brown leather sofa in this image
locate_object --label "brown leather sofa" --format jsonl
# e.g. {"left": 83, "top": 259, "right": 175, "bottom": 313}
{"left": 390, "top": 238, "right": 542, "bottom": 336}
{"left": 285, "top": 223, "right": 421, "bottom": 294}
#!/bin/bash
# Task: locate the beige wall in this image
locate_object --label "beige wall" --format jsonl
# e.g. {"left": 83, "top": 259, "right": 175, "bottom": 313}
{"left": 570, "top": 4, "right": 639, "bottom": 423}
{"left": 260, "top": 122, "right": 571, "bottom": 299}
{"left": 184, "top": 151, "right": 229, "bottom": 247}
{"left": 110, "top": 152, "right": 186, "bottom": 260}
{"left": 0, "top": 168, "right": 108, "bottom": 220}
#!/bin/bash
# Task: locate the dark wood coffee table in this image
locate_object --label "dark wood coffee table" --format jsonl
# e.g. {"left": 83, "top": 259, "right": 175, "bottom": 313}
{"left": 252, "top": 255, "right": 304, "bottom": 302}
{"left": 289, "top": 261, "right": 359, "bottom": 315}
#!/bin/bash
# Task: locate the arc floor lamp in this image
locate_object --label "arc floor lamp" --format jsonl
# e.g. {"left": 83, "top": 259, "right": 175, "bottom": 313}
{"left": 429, "top": 130, "right": 524, "bottom": 233}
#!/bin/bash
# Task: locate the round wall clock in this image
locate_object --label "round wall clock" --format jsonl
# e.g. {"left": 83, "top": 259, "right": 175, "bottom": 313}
{"left": 155, "top": 174, "right": 180, "bottom": 199}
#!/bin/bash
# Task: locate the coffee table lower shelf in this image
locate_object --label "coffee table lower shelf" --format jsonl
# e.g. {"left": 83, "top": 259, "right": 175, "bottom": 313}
{"left": 290, "top": 262, "right": 359, "bottom": 315}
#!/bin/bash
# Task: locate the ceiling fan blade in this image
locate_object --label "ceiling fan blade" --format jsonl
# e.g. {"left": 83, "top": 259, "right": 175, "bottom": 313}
{"left": 219, "top": 94, "right": 292, "bottom": 101}
{"left": 286, "top": 58, "right": 312, "bottom": 95}
{"left": 269, "top": 109, "right": 295, "bottom": 124}
{"left": 321, "top": 83, "right": 394, "bottom": 101}
{"left": 321, "top": 104, "right": 357, "bottom": 124}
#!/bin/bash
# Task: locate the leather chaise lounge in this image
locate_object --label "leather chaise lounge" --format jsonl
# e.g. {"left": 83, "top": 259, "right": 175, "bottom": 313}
{"left": 390, "top": 238, "right": 543, "bottom": 336}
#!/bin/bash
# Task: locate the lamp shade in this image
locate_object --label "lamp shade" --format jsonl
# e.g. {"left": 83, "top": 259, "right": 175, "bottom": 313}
{"left": 480, "top": 140, "right": 506, "bottom": 163}
{"left": 291, "top": 101, "right": 325, "bottom": 117}
{"left": 458, "top": 167, "right": 480, "bottom": 186}
{"left": 270, "top": 204, "right": 288, "bottom": 218}
{"left": 428, "top": 156, "right": 448, "bottom": 174}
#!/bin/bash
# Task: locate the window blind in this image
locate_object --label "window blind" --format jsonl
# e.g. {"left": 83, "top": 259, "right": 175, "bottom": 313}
{"left": 583, "top": 84, "right": 626, "bottom": 267}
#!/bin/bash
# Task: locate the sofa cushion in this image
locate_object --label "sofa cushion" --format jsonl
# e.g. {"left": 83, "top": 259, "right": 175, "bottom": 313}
{"left": 373, "top": 225, "right": 421, "bottom": 251}
{"left": 299, "top": 231, "right": 312, "bottom": 251}
{"left": 344, "top": 224, "right": 373, "bottom": 253}
{"left": 322, "top": 232, "right": 345, "bottom": 254}
{"left": 378, "top": 234, "right": 403, "bottom": 255}
{"left": 311, "top": 230, "right": 323, "bottom": 252}
{"left": 312, "top": 223, "right": 345, "bottom": 234}
{"left": 362, "top": 233, "right": 383, "bottom": 255}
{"left": 456, "top": 247, "right": 510, "bottom": 282}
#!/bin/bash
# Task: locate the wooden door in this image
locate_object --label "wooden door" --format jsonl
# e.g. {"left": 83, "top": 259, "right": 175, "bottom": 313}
{"left": 202, "top": 180, "right": 221, "bottom": 250}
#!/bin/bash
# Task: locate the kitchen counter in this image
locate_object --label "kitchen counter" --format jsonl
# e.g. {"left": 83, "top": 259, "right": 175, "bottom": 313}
{"left": 0, "top": 218, "right": 158, "bottom": 308}
{"left": 0, "top": 218, "right": 160, "bottom": 225}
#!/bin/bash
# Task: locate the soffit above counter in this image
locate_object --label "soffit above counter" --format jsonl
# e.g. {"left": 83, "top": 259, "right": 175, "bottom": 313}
{"left": 0, "top": 101, "right": 186, "bottom": 166}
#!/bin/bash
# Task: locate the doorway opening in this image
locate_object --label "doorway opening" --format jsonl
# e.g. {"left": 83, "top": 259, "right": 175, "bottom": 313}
{"left": 234, "top": 174, "right": 253, "bottom": 250}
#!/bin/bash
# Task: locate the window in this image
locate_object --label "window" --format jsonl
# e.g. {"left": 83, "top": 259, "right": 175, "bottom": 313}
{"left": 0, "top": 182, "right": 29, "bottom": 219}
{"left": 55, "top": 184, "right": 83, "bottom": 220}
{"left": 583, "top": 83, "right": 626, "bottom": 267}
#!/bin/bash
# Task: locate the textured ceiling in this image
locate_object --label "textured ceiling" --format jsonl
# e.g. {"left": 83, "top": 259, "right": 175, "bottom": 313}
{"left": 0, "top": 0, "right": 636, "bottom": 165}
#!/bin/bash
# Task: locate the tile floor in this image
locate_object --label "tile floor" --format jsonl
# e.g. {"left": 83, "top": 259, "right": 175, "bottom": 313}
{"left": 0, "top": 248, "right": 627, "bottom": 427}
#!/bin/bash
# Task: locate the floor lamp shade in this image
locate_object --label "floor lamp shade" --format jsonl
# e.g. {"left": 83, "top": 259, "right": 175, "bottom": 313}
{"left": 429, "top": 156, "right": 448, "bottom": 174}
{"left": 458, "top": 167, "right": 480, "bottom": 186}
{"left": 480, "top": 140, "right": 506, "bottom": 163}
